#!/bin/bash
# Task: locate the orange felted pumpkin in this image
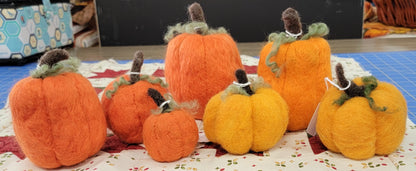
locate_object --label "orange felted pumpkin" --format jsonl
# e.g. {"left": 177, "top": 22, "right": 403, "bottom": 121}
{"left": 164, "top": 2, "right": 244, "bottom": 120}
{"left": 101, "top": 51, "right": 168, "bottom": 144}
{"left": 143, "top": 88, "right": 199, "bottom": 162}
{"left": 257, "top": 8, "right": 332, "bottom": 131}
{"left": 203, "top": 69, "right": 289, "bottom": 154}
{"left": 316, "top": 63, "right": 407, "bottom": 160}
{"left": 9, "top": 49, "right": 107, "bottom": 169}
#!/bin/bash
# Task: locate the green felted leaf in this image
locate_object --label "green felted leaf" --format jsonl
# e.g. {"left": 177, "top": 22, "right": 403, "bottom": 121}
{"left": 31, "top": 57, "right": 80, "bottom": 78}
{"left": 164, "top": 21, "right": 228, "bottom": 42}
{"left": 105, "top": 77, "right": 131, "bottom": 99}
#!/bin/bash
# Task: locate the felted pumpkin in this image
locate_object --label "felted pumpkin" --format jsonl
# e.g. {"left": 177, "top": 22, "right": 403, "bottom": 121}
{"left": 9, "top": 49, "right": 107, "bottom": 169}
{"left": 316, "top": 63, "right": 407, "bottom": 160}
{"left": 257, "top": 8, "right": 332, "bottom": 131}
{"left": 203, "top": 69, "right": 289, "bottom": 154}
{"left": 101, "top": 51, "right": 168, "bottom": 144}
{"left": 143, "top": 88, "right": 199, "bottom": 162}
{"left": 164, "top": 2, "right": 244, "bottom": 120}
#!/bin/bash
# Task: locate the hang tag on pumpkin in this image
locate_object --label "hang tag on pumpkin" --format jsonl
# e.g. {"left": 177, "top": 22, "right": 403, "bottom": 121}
{"left": 306, "top": 103, "right": 320, "bottom": 136}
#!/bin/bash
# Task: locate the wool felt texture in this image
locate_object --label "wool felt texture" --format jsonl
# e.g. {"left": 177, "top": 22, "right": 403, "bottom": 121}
{"left": 38, "top": 49, "right": 70, "bottom": 67}
{"left": 101, "top": 75, "right": 168, "bottom": 144}
{"left": 143, "top": 88, "right": 199, "bottom": 162}
{"left": 258, "top": 36, "right": 331, "bottom": 131}
{"left": 316, "top": 64, "right": 407, "bottom": 160}
{"left": 101, "top": 51, "right": 168, "bottom": 144}
{"left": 31, "top": 57, "right": 80, "bottom": 78}
{"left": 8, "top": 50, "right": 107, "bottom": 169}
{"left": 257, "top": 21, "right": 331, "bottom": 131}
{"left": 188, "top": 2, "right": 205, "bottom": 22}
{"left": 31, "top": 49, "right": 79, "bottom": 79}
{"left": 203, "top": 69, "right": 289, "bottom": 155}
{"left": 164, "top": 2, "right": 243, "bottom": 120}
{"left": 282, "top": 8, "right": 302, "bottom": 38}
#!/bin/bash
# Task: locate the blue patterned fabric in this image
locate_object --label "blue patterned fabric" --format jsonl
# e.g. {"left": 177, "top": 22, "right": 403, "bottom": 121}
{"left": 0, "top": 1, "right": 73, "bottom": 59}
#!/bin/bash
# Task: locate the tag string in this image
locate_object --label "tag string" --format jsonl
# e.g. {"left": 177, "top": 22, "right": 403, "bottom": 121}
{"left": 233, "top": 81, "right": 251, "bottom": 87}
{"left": 159, "top": 100, "right": 171, "bottom": 109}
{"left": 324, "top": 77, "right": 351, "bottom": 91}
{"left": 194, "top": 26, "right": 203, "bottom": 31}
{"left": 129, "top": 72, "right": 141, "bottom": 75}
{"left": 285, "top": 30, "right": 303, "bottom": 38}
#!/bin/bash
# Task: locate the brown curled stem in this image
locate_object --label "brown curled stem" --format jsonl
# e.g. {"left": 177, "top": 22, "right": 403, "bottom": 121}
{"left": 38, "top": 49, "right": 70, "bottom": 67}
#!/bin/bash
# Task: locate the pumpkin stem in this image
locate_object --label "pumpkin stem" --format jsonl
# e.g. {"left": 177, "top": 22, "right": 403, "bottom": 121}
{"left": 235, "top": 69, "right": 254, "bottom": 95}
{"left": 335, "top": 63, "right": 386, "bottom": 111}
{"left": 188, "top": 2, "right": 206, "bottom": 23}
{"left": 188, "top": 2, "right": 206, "bottom": 34}
{"left": 148, "top": 88, "right": 170, "bottom": 113}
{"left": 130, "top": 50, "right": 144, "bottom": 84}
{"left": 38, "top": 49, "right": 70, "bottom": 67}
{"left": 282, "top": 7, "right": 302, "bottom": 39}
{"left": 335, "top": 63, "right": 366, "bottom": 98}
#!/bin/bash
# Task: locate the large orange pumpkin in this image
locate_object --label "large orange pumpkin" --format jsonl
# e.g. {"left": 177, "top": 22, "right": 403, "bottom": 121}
{"left": 164, "top": 2, "right": 243, "bottom": 120}
{"left": 9, "top": 49, "right": 107, "bottom": 169}
{"left": 101, "top": 51, "right": 168, "bottom": 144}
{"left": 316, "top": 63, "right": 407, "bottom": 160}
{"left": 257, "top": 8, "right": 331, "bottom": 131}
{"left": 143, "top": 88, "right": 199, "bottom": 162}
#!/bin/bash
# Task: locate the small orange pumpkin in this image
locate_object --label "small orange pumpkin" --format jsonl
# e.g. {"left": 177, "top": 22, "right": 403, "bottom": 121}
{"left": 316, "top": 63, "right": 407, "bottom": 160}
{"left": 204, "top": 69, "right": 289, "bottom": 154}
{"left": 257, "top": 8, "right": 331, "bottom": 131}
{"left": 101, "top": 51, "right": 168, "bottom": 144}
{"left": 143, "top": 88, "right": 199, "bottom": 162}
{"left": 9, "top": 49, "right": 107, "bottom": 169}
{"left": 164, "top": 2, "right": 243, "bottom": 120}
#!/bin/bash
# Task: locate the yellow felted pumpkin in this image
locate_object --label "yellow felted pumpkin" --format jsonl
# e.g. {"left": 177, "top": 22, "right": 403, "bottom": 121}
{"left": 316, "top": 63, "right": 407, "bottom": 160}
{"left": 143, "top": 88, "right": 199, "bottom": 162}
{"left": 164, "top": 2, "right": 243, "bottom": 120}
{"left": 203, "top": 69, "right": 289, "bottom": 154}
{"left": 257, "top": 8, "right": 332, "bottom": 131}
{"left": 9, "top": 49, "right": 107, "bottom": 169}
{"left": 101, "top": 51, "right": 168, "bottom": 144}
